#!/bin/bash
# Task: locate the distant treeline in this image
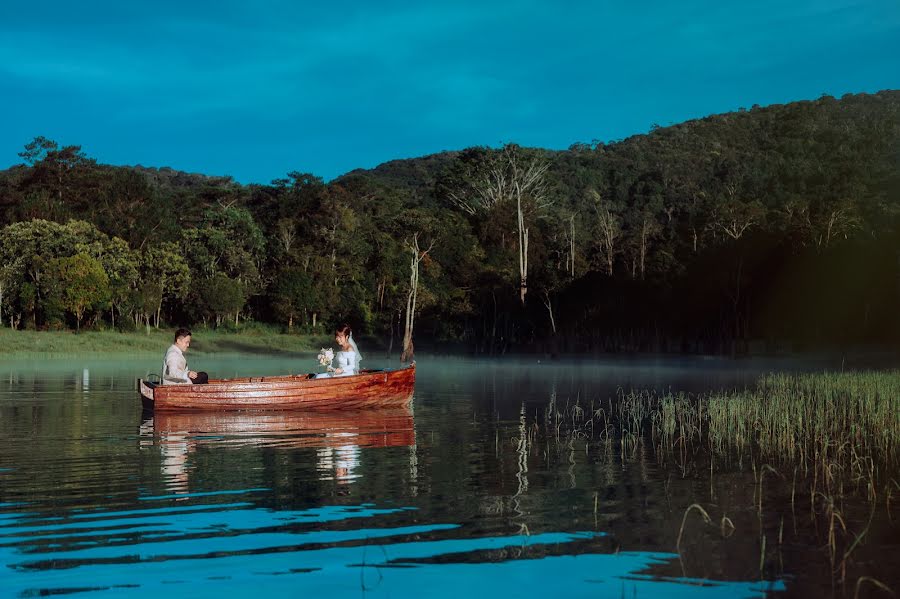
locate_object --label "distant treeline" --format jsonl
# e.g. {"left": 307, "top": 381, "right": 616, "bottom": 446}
{"left": 0, "top": 91, "right": 898, "bottom": 354}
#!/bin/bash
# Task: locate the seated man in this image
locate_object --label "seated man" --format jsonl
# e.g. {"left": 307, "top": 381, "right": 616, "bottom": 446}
{"left": 162, "top": 328, "right": 209, "bottom": 385}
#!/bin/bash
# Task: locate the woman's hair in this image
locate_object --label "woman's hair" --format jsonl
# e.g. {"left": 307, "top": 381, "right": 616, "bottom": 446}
{"left": 334, "top": 323, "right": 352, "bottom": 337}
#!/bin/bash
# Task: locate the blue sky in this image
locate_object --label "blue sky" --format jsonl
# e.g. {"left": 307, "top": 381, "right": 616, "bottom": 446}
{"left": 1, "top": 0, "right": 898, "bottom": 183}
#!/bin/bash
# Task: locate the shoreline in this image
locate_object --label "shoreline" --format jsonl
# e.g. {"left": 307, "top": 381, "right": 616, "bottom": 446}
{"left": 0, "top": 328, "right": 333, "bottom": 358}
{"left": 0, "top": 329, "right": 895, "bottom": 368}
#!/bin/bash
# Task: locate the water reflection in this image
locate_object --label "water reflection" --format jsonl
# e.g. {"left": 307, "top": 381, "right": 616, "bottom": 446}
{"left": 148, "top": 407, "right": 416, "bottom": 450}
{"left": 317, "top": 443, "right": 360, "bottom": 484}
{"left": 2, "top": 355, "right": 890, "bottom": 596}
{"left": 160, "top": 432, "right": 191, "bottom": 497}
{"left": 140, "top": 408, "right": 416, "bottom": 495}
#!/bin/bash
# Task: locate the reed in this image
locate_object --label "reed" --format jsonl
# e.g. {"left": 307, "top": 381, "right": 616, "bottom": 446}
{"left": 721, "top": 372, "right": 899, "bottom": 468}
{"left": 853, "top": 576, "right": 894, "bottom": 599}
{"left": 544, "top": 371, "right": 899, "bottom": 484}
{"left": 676, "top": 503, "right": 712, "bottom": 554}
{"left": 534, "top": 370, "right": 898, "bottom": 590}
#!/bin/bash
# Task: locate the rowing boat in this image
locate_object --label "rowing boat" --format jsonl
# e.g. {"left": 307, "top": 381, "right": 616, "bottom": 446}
{"left": 139, "top": 364, "right": 415, "bottom": 412}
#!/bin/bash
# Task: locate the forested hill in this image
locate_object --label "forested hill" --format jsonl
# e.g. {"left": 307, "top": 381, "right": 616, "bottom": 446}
{"left": 0, "top": 90, "right": 897, "bottom": 355}
{"left": 340, "top": 151, "right": 459, "bottom": 197}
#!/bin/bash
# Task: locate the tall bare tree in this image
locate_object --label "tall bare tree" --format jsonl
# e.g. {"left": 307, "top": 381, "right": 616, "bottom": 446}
{"left": 709, "top": 198, "right": 766, "bottom": 240}
{"left": 589, "top": 189, "right": 621, "bottom": 276}
{"left": 814, "top": 198, "right": 861, "bottom": 249}
{"left": 564, "top": 213, "right": 577, "bottom": 278}
{"left": 447, "top": 144, "right": 550, "bottom": 304}
{"left": 635, "top": 210, "right": 661, "bottom": 279}
{"left": 276, "top": 220, "right": 297, "bottom": 255}
{"left": 401, "top": 233, "right": 434, "bottom": 363}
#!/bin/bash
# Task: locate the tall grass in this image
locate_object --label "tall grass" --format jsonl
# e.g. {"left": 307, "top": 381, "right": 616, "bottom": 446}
{"left": 539, "top": 370, "right": 899, "bottom": 588}
{"left": 544, "top": 370, "right": 899, "bottom": 483}
{"left": 706, "top": 372, "right": 899, "bottom": 472}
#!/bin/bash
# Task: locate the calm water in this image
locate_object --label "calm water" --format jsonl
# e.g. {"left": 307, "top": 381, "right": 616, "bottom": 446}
{"left": 0, "top": 353, "right": 895, "bottom": 597}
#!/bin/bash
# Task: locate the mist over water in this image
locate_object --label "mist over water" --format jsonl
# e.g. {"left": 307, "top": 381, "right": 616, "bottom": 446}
{"left": 0, "top": 353, "right": 893, "bottom": 597}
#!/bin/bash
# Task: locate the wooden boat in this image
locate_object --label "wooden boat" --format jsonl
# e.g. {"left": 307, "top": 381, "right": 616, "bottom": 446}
{"left": 147, "top": 407, "right": 416, "bottom": 449}
{"left": 139, "top": 364, "right": 415, "bottom": 412}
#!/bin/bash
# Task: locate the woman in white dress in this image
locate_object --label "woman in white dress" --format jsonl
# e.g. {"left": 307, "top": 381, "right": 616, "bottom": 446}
{"left": 315, "top": 323, "right": 361, "bottom": 378}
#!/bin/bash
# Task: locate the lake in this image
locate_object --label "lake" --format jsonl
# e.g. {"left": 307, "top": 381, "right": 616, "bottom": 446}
{"left": 0, "top": 353, "right": 896, "bottom": 598}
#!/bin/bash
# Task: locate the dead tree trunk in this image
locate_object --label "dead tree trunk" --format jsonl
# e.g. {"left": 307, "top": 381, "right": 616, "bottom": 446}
{"left": 541, "top": 290, "right": 556, "bottom": 335}
{"left": 590, "top": 190, "right": 620, "bottom": 276}
{"left": 638, "top": 213, "right": 660, "bottom": 280}
{"left": 507, "top": 149, "right": 548, "bottom": 305}
{"left": 569, "top": 214, "right": 576, "bottom": 278}
{"left": 448, "top": 144, "right": 549, "bottom": 306}
{"left": 401, "top": 234, "right": 434, "bottom": 363}
{"left": 517, "top": 193, "right": 529, "bottom": 304}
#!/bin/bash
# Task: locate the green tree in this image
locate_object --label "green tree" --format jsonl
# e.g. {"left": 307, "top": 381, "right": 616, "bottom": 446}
{"left": 271, "top": 267, "right": 320, "bottom": 329}
{"left": 59, "top": 221, "right": 140, "bottom": 329}
{"left": 182, "top": 206, "right": 265, "bottom": 322}
{"left": 198, "top": 274, "right": 247, "bottom": 327}
{"left": 139, "top": 243, "right": 190, "bottom": 328}
{"left": 44, "top": 253, "right": 110, "bottom": 330}
{"left": 17, "top": 137, "right": 98, "bottom": 220}
{"left": 0, "top": 220, "right": 73, "bottom": 327}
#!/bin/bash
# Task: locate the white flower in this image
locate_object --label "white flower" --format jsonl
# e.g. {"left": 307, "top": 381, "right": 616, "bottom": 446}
{"left": 317, "top": 348, "right": 334, "bottom": 367}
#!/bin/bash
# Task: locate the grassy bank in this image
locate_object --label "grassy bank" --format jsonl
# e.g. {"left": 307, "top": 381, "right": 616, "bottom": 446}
{"left": 0, "top": 326, "right": 334, "bottom": 357}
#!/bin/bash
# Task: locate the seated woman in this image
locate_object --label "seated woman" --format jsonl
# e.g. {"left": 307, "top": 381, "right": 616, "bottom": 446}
{"left": 315, "top": 324, "right": 362, "bottom": 379}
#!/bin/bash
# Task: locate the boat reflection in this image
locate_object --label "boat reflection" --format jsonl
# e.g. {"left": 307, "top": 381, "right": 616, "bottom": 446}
{"left": 140, "top": 407, "right": 416, "bottom": 495}
{"left": 148, "top": 407, "right": 416, "bottom": 450}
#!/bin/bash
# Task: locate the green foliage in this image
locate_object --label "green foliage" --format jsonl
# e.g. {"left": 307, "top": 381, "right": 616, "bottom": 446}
{"left": 182, "top": 206, "right": 265, "bottom": 282}
{"left": 44, "top": 253, "right": 111, "bottom": 330}
{"left": 0, "top": 220, "right": 121, "bottom": 328}
{"left": 271, "top": 267, "right": 319, "bottom": 328}
{"left": 0, "top": 91, "right": 897, "bottom": 350}
{"left": 181, "top": 206, "right": 264, "bottom": 322}
{"left": 138, "top": 242, "right": 190, "bottom": 325}
{"left": 197, "top": 273, "right": 247, "bottom": 326}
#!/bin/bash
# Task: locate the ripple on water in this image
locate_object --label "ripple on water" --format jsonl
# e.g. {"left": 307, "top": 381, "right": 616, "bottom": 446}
{"left": 0, "top": 358, "right": 806, "bottom": 597}
{"left": 0, "top": 498, "right": 784, "bottom": 598}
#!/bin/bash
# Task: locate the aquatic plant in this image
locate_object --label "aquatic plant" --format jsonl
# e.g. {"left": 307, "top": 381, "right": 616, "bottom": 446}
{"left": 534, "top": 370, "right": 899, "bottom": 593}
{"left": 543, "top": 371, "right": 898, "bottom": 484}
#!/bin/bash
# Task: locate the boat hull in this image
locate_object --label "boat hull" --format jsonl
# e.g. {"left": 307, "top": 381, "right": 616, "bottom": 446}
{"left": 139, "top": 364, "right": 415, "bottom": 412}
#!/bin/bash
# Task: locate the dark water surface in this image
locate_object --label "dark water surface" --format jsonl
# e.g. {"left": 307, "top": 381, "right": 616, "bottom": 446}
{"left": 0, "top": 354, "right": 895, "bottom": 597}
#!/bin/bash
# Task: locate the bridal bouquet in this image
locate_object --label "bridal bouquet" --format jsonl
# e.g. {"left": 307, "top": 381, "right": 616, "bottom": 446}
{"left": 317, "top": 348, "right": 335, "bottom": 372}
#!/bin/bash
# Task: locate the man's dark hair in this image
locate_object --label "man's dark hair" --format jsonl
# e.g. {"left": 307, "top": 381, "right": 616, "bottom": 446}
{"left": 174, "top": 328, "right": 192, "bottom": 342}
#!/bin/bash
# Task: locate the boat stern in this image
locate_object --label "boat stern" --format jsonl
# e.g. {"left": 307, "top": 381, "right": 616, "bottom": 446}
{"left": 139, "top": 379, "right": 156, "bottom": 410}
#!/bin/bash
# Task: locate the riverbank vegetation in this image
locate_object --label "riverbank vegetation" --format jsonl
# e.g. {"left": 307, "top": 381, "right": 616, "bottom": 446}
{"left": 1, "top": 91, "right": 897, "bottom": 354}
{"left": 0, "top": 326, "right": 331, "bottom": 357}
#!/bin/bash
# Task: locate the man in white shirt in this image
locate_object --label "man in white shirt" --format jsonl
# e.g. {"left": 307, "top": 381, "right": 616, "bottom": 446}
{"left": 162, "top": 328, "right": 208, "bottom": 385}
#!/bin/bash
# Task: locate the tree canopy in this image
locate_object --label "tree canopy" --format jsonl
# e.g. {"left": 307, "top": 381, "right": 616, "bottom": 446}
{"left": 0, "top": 91, "right": 897, "bottom": 353}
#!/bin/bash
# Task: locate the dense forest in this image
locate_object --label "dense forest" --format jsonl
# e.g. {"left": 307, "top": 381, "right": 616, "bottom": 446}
{"left": 0, "top": 91, "right": 898, "bottom": 355}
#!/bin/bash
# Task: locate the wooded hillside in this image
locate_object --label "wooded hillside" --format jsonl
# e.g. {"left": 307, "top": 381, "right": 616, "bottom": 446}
{"left": 1, "top": 91, "right": 897, "bottom": 354}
